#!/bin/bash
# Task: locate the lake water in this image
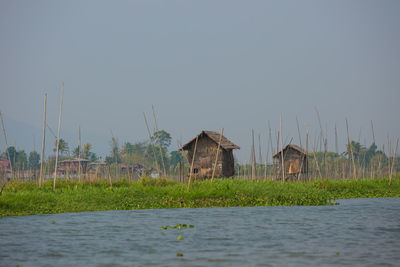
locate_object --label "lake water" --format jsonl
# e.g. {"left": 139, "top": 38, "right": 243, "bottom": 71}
{"left": 1, "top": 198, "right": 400, "bottom": 266}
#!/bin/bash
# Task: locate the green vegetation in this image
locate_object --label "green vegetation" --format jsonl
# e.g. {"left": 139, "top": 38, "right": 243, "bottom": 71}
{"left": 0, "top": 176, "right": 399, "bottom": 218}
{"left": 161, "top": 224, "right": 194, "bottom": 230}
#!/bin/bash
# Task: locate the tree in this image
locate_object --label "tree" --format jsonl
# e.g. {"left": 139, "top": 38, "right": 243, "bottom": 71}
{"left": 106, "top": 137, "right": 121, "bottom": 164}
{"left": 152, "top": 130, "right": 171, "bottom": 151}
{"left": 121, "top": 142, "right": 135, "bottom": 156}
{"left": 53, "top": 138, "right": 69, "bottom": 157}
{"left": 344, "top": 141, "right": 366, "bottom": 160}
{"left": 169, "top": 151, "right": 184, "bottom": 168}
{"left": 15, "top": 150, "right": 28, "bottom": 170}
{"left": 72, "top": 145, "right": 80, "bottom": 158}
{"left": 28, "top": 151, "right": 41, "bottom": 170}
{"left": 3, "top": 146, "right": 28, "bottom": 170}
{"left": 6, "top": 146, "right": 16, "bottom": 167}
{"left": 82, "top": 143, "right": 97, "bottom": 162}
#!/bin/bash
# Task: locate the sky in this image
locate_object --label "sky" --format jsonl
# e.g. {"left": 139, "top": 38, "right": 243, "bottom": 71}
{"left": 0, "top": 0, "right": 399, "bottom": 162}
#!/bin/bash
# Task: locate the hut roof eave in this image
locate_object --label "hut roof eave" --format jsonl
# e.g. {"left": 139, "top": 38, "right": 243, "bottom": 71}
{"left": 180, "top": 130, "right": 240, "bottom": 151}
{"left": 272, "top": 144, "right": 308, "bottom": 158}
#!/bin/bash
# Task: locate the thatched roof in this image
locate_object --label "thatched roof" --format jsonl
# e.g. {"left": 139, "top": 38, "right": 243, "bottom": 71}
{"left": 273, "top": 144, "right": 307, "bottom": 158}
{"left": 180, "top": 131, "right": 240, "bottom": 151}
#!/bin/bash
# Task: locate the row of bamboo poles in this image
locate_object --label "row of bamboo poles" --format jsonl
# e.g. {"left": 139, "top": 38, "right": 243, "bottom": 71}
{"left": 241, "top": 112, "right": 399, "bottom": 184}
{"left": 1, "top": 88, "right": 399, "bottom": 187}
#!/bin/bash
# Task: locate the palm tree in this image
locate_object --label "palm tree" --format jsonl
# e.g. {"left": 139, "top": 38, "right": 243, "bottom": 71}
{"left": 54, "top": 138, "right": 69, "bottom": 157}
{"left": 344, "top": 141, "right": 365, "bottom": 160}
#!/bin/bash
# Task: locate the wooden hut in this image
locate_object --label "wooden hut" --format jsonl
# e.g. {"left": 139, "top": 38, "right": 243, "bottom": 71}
{"left": 273, "top": 144, "right": 308, "bottom": 179}
{"left": 180, "top": 131, "right": 240, "bottom": 179}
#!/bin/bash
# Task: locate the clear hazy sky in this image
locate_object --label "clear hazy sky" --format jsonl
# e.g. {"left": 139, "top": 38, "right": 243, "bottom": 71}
{"left": 1, "top": 0, "right": 399, "bottom": 161}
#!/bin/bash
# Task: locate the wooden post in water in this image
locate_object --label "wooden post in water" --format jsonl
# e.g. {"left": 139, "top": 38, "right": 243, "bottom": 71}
{"left": 211, "top": 128, "right": 224, "bottom": 183}
{"left": 53, "top": 83, "right": 64, "bottom": 190}
{"left": 187, "top": 135, "right": 198, "bottom": 191}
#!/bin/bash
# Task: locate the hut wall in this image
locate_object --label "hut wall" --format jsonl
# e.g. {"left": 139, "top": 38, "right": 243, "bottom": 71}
{"left": 185, "top": 136, "right": 234, "bottom": 179}
{"left": 276, "top": 149, "right": 308, "bottom": 176}
{"left": 222, "top": 149, "right": 235, "bottom": 177}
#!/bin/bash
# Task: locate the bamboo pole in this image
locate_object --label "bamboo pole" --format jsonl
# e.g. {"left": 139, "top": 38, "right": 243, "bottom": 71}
{"left": 264, "top": 124, "right": 270, "bottom": 180}
{"left": 387, "top": 133, "right": 391, "bottom": 178}
{"left": 39, "top": 94, "right": 47, "bottom": 186}
{"left": 296, "top": 117, "right": 302, "bottom": 148}
{"left": 268, "top": 122, "right": 273, "bottom": 179}
{"left": 258, "top": 133, "right": 262, "bottom": 178}
{"left": 324, "top": 139, "right": 328, "bottom": 178}
{"left": 346, "top": 119, "right": 356, "bottom": 179}
{"left": 46, "top": 124, "right": 57, "bottom": 139}
{"left": 275, "top": 131, "right": 279, "bottom": 180}
{"left": 211, "top": 128, "right": 224, "bottom": 183}
{"left": 334, "top": 124, "right": 339, "bottom": 178}
{"left": 152, "top": 105, "right": 167, "bottom": 177}
{"left": 250, "top": 130, "right": 256, "bottom": 180}
{"left": 78, "top": 124, "right": 81, "bottom": 182}
{"left": 371, "top": 120, "right": 376, "bottom": 144}
{"left": 389, "top": 137, "right": 398, "bottom": 186}
{"left": 143, "top": 112, "right": 160, "bottom": 175}
{"left": 53, "top": 83, "right": 64, "bottom": 190}
{"left": 370, "top": 121, "right": 376, "bottom": 179}
{"left": 305, "top": 129, "right": 309, "bottom": 180}
{"left": 107, "top": 165, "right": 112, "bottom": 188}
{"left": 309, "top": 135, "right": 323, "bottom": 180}
{"left": 0, "top": 111, "right": 13, "bottom": 178}
{"left": 280, "top": 115, "right": 285, "bottom": 183}
{"left": 187, "top": 135, "right": 198, "bottom": 191}
{"left": 315, "top": 107, "right": 323, "bottom": 152}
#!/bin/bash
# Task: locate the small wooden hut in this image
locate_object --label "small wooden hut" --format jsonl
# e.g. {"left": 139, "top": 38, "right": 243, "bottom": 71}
{"left": 180, "top": 131, "right": 240, "bottom": 179}
{"left": 273, "top": 144, "right": 308, "bottom": 179}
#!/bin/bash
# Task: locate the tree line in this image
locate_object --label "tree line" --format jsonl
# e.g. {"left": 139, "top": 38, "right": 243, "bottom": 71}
{"left": 0, "top": 130, "right": 186, "bottom": 174}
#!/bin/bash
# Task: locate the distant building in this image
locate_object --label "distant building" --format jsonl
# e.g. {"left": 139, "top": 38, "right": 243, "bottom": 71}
{"left": 59, "top": 158, "right": 90, "bottom": 174}
{"left": 0, "top": 160, "right": 11, "bottom": 177}
{"left": 180, "top": 131, "right": 240, "bottom": 179}
{"left": 273, "top": 144, "right": 308, "bottom": 179}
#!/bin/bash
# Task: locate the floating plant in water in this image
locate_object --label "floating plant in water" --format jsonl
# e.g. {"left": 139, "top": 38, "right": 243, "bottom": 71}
{"left": 161, "top": 224, "right": 194, "bottom": 230}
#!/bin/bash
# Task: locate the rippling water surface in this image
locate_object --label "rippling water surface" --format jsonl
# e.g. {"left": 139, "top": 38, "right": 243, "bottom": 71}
{"left": 1, "top": 198, "right": 400, "bottom": 266}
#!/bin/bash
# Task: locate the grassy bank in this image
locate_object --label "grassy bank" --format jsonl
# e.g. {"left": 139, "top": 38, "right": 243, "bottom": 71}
{"left": 1, "top": 176, "right": 399, "bottom": 217}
